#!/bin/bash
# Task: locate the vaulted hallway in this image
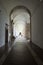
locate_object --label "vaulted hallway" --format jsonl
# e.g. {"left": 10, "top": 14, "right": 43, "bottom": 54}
{"left": 0, "top": 0, "right": 43, "bottom": 65}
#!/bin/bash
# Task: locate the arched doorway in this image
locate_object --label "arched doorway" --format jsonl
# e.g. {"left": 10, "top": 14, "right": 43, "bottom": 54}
{"left": 9, "top": 6, "right": 31, "bottom": 43}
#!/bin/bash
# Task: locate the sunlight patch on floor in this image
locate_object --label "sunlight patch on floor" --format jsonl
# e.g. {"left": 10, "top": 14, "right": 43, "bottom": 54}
{"left": 14, "top": 36, "right": 30, "bottom": 46}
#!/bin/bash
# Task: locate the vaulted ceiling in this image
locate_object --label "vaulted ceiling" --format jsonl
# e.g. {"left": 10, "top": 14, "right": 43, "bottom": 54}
{"left": 0, "top": 0, "right": 42, "bottom": 16}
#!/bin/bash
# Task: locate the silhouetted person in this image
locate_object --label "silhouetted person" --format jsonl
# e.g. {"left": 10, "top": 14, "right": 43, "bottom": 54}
{"left": 19, "top": 32, "right": 23, "bottom": 37}
{"left": 19, "top": 32, "right": 21, "bottom": 35}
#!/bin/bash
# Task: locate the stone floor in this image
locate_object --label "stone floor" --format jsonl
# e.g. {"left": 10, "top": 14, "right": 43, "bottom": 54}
{"left": 29, "top": 42, "right": 43, "bottom": 61}
{"left": 2, "top": 36, "right": 38, "bottom": 65}
{"left": 0, "top": 46, "right": 5, "bottom": 58}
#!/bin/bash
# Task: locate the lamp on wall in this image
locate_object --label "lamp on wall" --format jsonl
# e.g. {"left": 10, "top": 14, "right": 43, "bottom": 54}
{"left": 5, "top": 23, "right": 8, "bottom": 29}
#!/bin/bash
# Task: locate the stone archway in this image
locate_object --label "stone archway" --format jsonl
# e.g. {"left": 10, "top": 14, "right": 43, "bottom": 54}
{"left": 9, "top": 6, "right": 31, "bottom": 43}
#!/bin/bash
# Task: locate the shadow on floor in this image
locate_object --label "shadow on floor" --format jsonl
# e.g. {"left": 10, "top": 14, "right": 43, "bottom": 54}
{"left": 0, "top": 46, "right": 5, "bottom": 58}
{"left": 29, "top": 42, "right": 43, "bottom": 61}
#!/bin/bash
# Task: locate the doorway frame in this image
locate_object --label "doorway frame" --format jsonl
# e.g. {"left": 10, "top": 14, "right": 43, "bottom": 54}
{"left": 5, "top": 23, "right": 8, "bottom": 51}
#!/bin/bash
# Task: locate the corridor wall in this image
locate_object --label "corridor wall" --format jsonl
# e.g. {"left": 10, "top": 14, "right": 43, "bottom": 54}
{"left": 31, "top": 3, "right": 43, "bottom": 49}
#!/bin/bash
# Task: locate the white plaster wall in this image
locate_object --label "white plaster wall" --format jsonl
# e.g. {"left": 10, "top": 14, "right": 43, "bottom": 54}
{"left": 31, "top": 3, "right": 43, "bottom": 49}
{"left": 0, "top": 5, "right": 9, "bottom": 47}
